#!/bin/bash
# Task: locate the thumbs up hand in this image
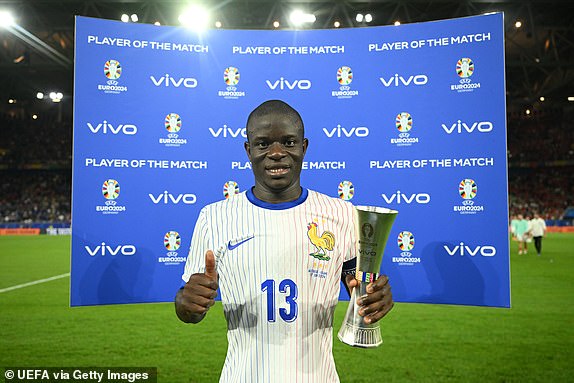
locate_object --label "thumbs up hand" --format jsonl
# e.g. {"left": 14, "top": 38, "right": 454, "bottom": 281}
{"left": 175, "top": 250, "right": 219, "bottom": 323}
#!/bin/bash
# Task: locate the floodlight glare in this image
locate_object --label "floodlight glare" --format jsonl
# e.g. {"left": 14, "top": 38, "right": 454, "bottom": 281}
{"left": 121, "top": 14, "right": 129, "bottom": 23}
{"left": 539, "top": 96, "right": 545, "bottom": 102}
{"left": 515, "top": 20, "right": 522, "bottom": 28}
{"left": 290, "top": 10, "right": 315, "bottom": 26}
{"left": 215, "top": 21, "right": 222, "bottom": 28}
{"left": 394, "top": 20, "right": 401, "bottom": 26}
{"left": 32, "top": 114, "right": 38, "bottom": 120}
{"left": 0, "top": 10, "right": 15, "bottom": 27}
{"left": 273, "top": 21, "right": 280, "bottom": 28}
{"left": 178, "top": 5, "right": 210, "bottom": 31}
{"left": 568, "top": 96, "right": 574, "bottom": 102}
{"left": 36, "top": 92, "right": 44, "bottom": 99}
{"left": 130, "top": 14, "right": 138, "bottom": 22}
{"left": 154, "top": 21, "right": 161, "bottom": 26}
{"left": 365, "top": 14, "right": 373, "bottom": 23}
{"left": 334, "top": 21, "right": 340, "bottom": 28}
{"left": 356, "top": 14, "right": 364, "bottom": 23}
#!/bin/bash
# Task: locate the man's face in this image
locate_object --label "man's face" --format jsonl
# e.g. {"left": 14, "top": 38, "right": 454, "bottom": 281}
{"left": 244, "top": 112, "right": 308, "bottom": 201}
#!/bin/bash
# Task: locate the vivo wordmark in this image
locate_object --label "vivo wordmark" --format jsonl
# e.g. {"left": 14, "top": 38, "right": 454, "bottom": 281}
{"left": 148, "top": 192, "right": 197, "bottom": 204}
{"left": 84, "top": 243, "right": 136, "bottom": 256}
{"left": 443, "top": 243, "right": 496, "bottom": 257}
{"left": 150, "top": 74, "right": 198, "bottom": 88}
{"left": 322, "top": 125, "right": 369, "bottom": 138}
{"left": 442, "top": 120, "right": 493, "bottom": 134}
{"left": 266, "top": 78, "right": 312, "bottom": 90}
{"left": 379, "top": 74, "right": 428, "bottom": 87}
{"left": 87, "top": 121, "right": 137, "bottom": 135}
{"left": 382, "top": 191, "right": 431, "bottom": 204}
{"left": 209, "top": 126, "right": 247, "bottom": 138}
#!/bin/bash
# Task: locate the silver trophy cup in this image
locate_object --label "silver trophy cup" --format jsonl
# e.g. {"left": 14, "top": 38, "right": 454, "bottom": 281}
{"left": 338, "top": 205, "right": 398, "bottom": 348}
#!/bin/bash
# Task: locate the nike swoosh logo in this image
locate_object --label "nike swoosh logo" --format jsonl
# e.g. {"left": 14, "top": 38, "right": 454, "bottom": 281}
{"left": 227, "top": 236, "right": 255, "bottom": 251}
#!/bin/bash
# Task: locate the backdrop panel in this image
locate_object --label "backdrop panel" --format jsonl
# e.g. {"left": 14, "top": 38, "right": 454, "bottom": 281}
{"left": 71, "top": 14, "right": 509, "bottom": 307}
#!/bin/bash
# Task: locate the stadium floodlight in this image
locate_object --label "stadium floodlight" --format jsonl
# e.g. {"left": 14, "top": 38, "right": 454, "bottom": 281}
{"left": 539, "top": 96, "right": 545, "bottom": 102}
{"left": 334, "top": 21, "right": 340, "bottom": 28}
{"left": 32, "top": 114, "right": 38, "bottom": 120}
{"left": 49, "top": 92, "right": 63, "bottom": 102}
{"left": 121, "top": 14, "right": 129, "bottom": 23}
{"left": 515, "top": 20, "right": 522, "bottom": 28}
{"left": 568, "top": 96, "right": 574, "bottom": 102}
{"left": 154, "top": 21, "right": 161, "bottom": 26}
{"left": 365, "top": 14, "right": 373, "bottom": 23}
{"left": 130, "top": 14, "right": 138, "bottom": 23}
{"left": 36, "top": 92, "right": 44, "bottom": 99}
{"left": 289, "top": 10, "right": 316, "bottom": 26}
{"left": 356, "top": 14, "right": 364, "bottom": 23}
{"left": 0, "top": 10, "right": 15, "bottom": 27}
{"left": 394, "top": 20, "right": 401, "bottom": 26}
{"left": 215, "top": 21, "right": 222, "bottom": 28}
{"left": 273, "top": 20, "right": 280, "bottom": 28}
{"left": 8, "top": 98, "right": 15, "bottom": 104}
{"left": 178, "top": 5, "right": 210, "bottom": 31}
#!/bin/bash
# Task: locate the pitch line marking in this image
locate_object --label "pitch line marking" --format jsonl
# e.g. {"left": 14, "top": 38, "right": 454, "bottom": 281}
{"left": 0, "top": 273, "right": 70, "bottom": 294}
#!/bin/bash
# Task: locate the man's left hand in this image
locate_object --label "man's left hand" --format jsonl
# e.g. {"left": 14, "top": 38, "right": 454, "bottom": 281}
{"left": 345, "top": 275, "right": 394, "bottom": 324}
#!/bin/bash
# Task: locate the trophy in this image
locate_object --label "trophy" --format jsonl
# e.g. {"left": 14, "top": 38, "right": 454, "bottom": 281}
{"left": 338, "top": 205, "right": 398, "bottom": 348}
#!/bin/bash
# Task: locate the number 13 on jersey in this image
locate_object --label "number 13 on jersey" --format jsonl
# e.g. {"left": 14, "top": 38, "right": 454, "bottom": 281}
{"left": 261, "top": 279, "right": 298, "bottom": 322}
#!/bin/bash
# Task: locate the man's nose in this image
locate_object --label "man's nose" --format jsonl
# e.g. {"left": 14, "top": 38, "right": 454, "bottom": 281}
{"left": 267, "top": 142, "right": 287, "bottom": 159}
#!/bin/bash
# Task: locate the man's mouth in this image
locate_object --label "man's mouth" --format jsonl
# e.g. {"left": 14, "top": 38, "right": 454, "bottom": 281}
{"left": 266, "top": 166, "right": 290, "bottom": 176}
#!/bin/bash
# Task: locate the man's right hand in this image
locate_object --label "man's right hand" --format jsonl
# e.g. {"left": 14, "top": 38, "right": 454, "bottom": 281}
{"left": 175, "top": 250, "right": 219, "bottom": 323}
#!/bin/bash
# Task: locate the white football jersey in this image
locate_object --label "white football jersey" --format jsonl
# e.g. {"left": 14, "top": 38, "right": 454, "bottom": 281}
{"left": 182, "top": 188, "right": 358, "bottom": 383}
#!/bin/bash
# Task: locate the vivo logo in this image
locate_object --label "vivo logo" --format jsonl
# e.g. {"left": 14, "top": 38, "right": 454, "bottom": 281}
{"left": 323, "top": 125, "right": 369, "bottom": 138}
{"left": 266, "top": 77, "right": 312, "bottom": 90}
{"left": 149, "top": 191, "right": 197, "bottom": 205}
{"left": 150, "top": 74, "right": 198, "bottom": 88}
{"left": 209, "top": 125, "right": 247, "bottom": 138}
{"left": 443, "top": 243, "right": 496, "bottom": 257}
{"left": 382, "top": 191, "right": 430, "bottom": 204}
{"left": 379, "top": 74, "right": 428, "bottom": 87}
{"left": 442, "top": 120, "right": 493, "bottom": 134}
{"left": 85, "top": 243, "right": 136, "bottom": 256}
{"left": 87, "top": 121, "right": 137, "bottom": 135}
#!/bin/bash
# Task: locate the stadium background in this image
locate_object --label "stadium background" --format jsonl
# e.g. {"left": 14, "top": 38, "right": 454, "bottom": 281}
{"left": 1, "top": 1, "right": 573, "bottom": 382}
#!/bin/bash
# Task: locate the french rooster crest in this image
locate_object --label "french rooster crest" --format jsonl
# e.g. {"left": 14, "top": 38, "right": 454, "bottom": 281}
{"left": 307, "top": 221, "right": 335, "bottom": 261}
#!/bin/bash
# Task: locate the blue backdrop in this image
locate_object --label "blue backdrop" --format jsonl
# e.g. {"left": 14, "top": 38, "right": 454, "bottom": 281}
{"left": 71, "top": 14, "right": 510, "bottom": 307}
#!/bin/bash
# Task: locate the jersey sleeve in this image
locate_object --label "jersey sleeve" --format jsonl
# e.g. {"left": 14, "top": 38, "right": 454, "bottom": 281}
{"left": 181, "top": 207, "right": 211, "bottom": 284}
{"left": 341, "top": 203, "right": 358, "bottom": 276}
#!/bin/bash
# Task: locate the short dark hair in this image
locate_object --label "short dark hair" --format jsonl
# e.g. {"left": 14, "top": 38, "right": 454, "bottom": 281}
{"left": 246, "top": 100, "right": 304, "bottom": 140}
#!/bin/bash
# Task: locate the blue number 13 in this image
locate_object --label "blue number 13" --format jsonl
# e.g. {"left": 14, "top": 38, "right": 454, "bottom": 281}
{"left": 261, "top": 279, "right": 298, "bottom": 322}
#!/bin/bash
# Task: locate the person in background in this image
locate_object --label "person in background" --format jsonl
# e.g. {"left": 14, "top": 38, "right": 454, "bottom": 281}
{"left": 529, "top": 212, "right": 547, "bottom": 256}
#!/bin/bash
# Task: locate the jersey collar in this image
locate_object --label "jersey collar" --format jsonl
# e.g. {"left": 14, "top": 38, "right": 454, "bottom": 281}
{"left": 246, "top": 187, "right": 308, "bottom": 210}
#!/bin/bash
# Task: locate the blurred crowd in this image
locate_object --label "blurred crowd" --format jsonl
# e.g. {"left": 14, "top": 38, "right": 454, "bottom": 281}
{"left": 0, "top": 110, "right": 573, "bottom": 224}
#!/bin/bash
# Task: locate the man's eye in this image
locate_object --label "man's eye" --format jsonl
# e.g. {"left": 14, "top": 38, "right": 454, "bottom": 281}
{"left": 285, "top": 140, "right": 296, "bottom": 147}
{"left": 256, "top": 142, "right": 268, "bottom": 149}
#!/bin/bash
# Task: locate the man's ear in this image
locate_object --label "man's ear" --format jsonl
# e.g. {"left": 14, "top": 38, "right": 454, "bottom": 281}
{"left": 244, "top": 141, "right": 252, "bottom": 161}
{"left": 302, "top": 138, "right": 309, "bottom": 156}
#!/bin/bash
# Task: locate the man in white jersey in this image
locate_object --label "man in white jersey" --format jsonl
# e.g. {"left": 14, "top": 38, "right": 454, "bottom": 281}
{"left": 175, "top": 100, "right": 394, "bottom": 382}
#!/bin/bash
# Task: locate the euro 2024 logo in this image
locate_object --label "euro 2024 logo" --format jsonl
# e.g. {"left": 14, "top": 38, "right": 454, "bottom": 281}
{"left": 455, "top": 179, "right": 484, "bottom": 214}
{"left": 451, "top": 57, "right": 481, "bottom": 93}
{"left": 338, "top": 180, "right": 354, "bottom": 201}
{"left": 223, "top": 181, "right": 240, "bottom": 199}
{"left": 96, "top": 179, "right": 126, "bottom": 214}
{"left": 219, "top": 66, "right": 245, "bottom": 99}
{"left": 394, "top": 231, "right": 421, "bottom": 265}
{"left": 159, "top": 113, "right": 187, "bottom": 147}
{"left": 390, "top": 112, "right": 419, "bottom": 146}
{"left": 98, "top": 59, "right": 128, "bottom": 94}
{"left": 332, "top": 66, "right": 359, "bottom": 99}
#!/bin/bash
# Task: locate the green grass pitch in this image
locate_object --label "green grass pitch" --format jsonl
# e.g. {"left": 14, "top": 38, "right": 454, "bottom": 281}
{"left": 1, "top": 234, "right": 573, "bottom": 382}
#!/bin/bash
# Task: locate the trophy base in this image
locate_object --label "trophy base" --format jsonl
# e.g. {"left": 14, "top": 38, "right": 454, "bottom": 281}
{"left": 337, "top": 285, "right": 383, "bottom": 348}
{"left": 337, "top": 323, "right": 383, "bottom": 348}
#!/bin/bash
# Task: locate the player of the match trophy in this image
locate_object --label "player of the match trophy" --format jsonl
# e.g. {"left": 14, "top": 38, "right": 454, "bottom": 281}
{"left": 338, "top": 205, "right": 398, "bottom": 348}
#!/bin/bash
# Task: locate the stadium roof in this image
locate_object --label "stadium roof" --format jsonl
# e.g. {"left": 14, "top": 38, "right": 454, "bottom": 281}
{"left": 1, "top": 0, "right": 573, "bottom": 114}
